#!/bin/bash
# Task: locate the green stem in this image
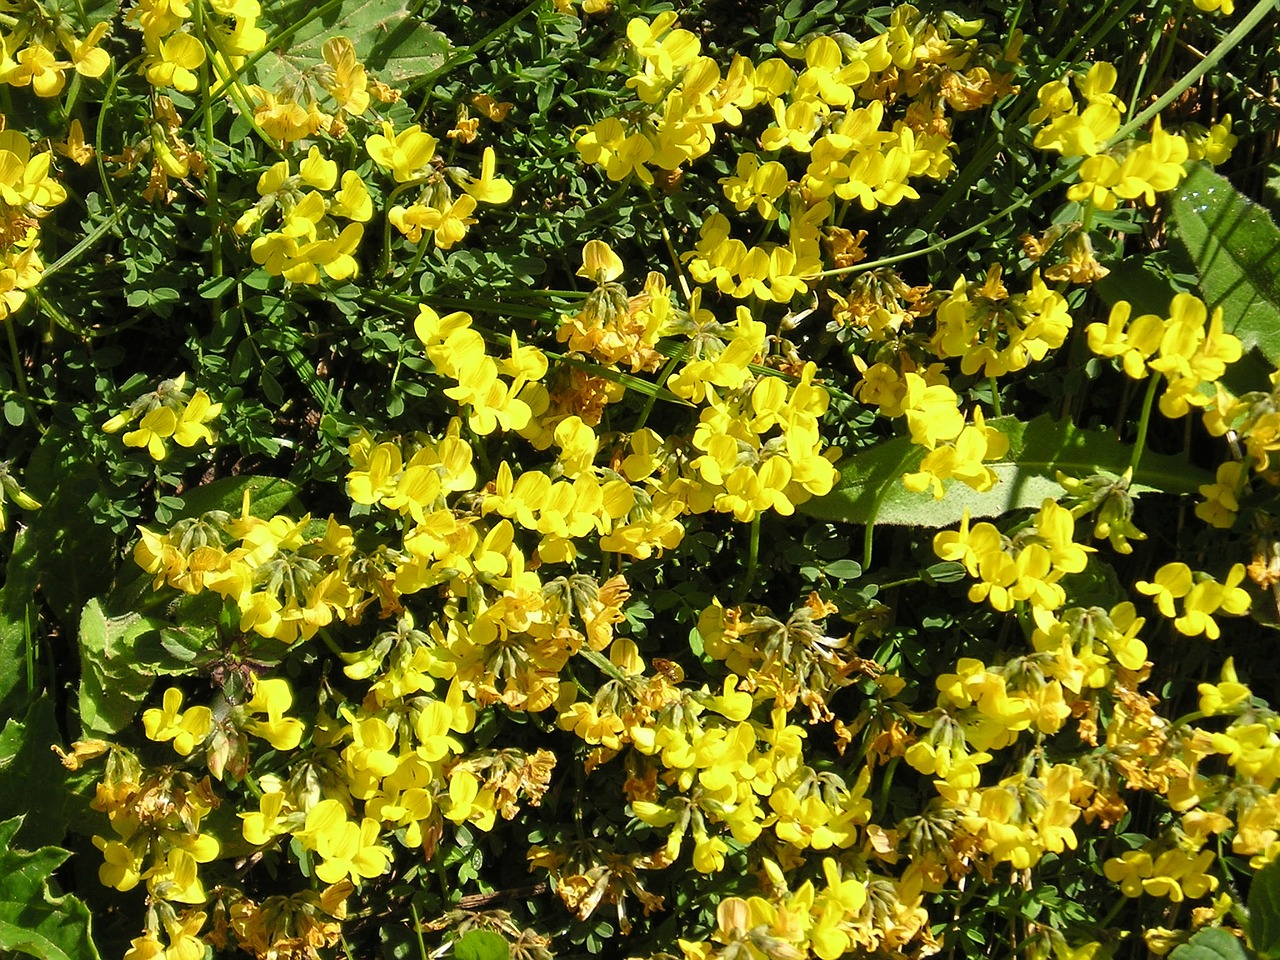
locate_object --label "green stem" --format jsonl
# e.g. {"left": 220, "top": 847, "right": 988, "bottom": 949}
{"left": 988, "top": 376, "right": 1003, "bottom": 418}
{"left": 94, "top": 59, "right": 138, "bottom": 216}
{"left": 1106, "top": 0, "right": 1277, "bottom": 149}
{"left": 405, "top": 0, "right": 544, "bottom": 97}
{"left": 193, "top": 0, "right": 225, "bottom": 329}
{"left": 316, "top": 627, "right": 345, "bottom": 659}
{"left": 737, "top": 514, "right": 761, "bottom": 604}
{"left": 380, "top": 181, "right": 426, "bottom": 278}
{"left": 409, "top": 904, "right": 428, "bottom": 960}
{"left": 1096, "top": 889, "right": 1131, "bottom": 931}
{"left": 39, "top": 208, "right": 124, "bottom": 283}
{"left": 633, "top": 342, "right": 687, "bottom": 433}
{"left": 389, "top": 237, "right": 430, "bottom": 294}
{"left": 1128, "top": 374, "right": 1161, "bottom": 473}
{"left": 876, "top": 575, "right": 923, "bottom": 591}
{"left": 197, "top": 0, "right": 346, "bottom": 109}
{"left": 5, "top": 312, "right": 29, "bottom": 403}
{"left": 1125, "top": 1, "right": 1173, "bottom": 118}
{"left": 646, "top": 188, "right": 692, "bottom": 303}
{"left": 202, "top": 29, "right": 285, "bottom": 155}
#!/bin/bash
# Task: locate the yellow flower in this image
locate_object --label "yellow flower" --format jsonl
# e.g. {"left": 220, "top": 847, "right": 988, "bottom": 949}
{"left": 460, "top": 146, "right": 513, "bottom": 204}
{"left": 322, "top": 36, "right": 370, "bottom": 115}
{"left": 1136, "top": 562, "right": 1193, "bottom": 618}
{"left": 244, "top": 677, "right": 305, "bottom": 748}
{"left": 365, "top": 121, "right": 437, "bottom": 182}
{"left": 240, "top": 790, "right": 292, "bottom": 846}
{"left": 172, "top": 390, "right": 222, "bottom": 448}
{"left": 1198, "top": 657, "right": 1251, "bottom": 716}
{"left": 124, "top": 406, "right": 179, "bottom": 460}
{"left": 0, "top": 130, "right": 69, "bottom": 208}
{"left": 1196, "top": 460, "right": 1244, "bottom": 529}
{"left": 60, "top": 21, "right": 112, "bottom": 79}
{"left": 93, "top": 836, "right": 141, "bottom": 891}
{"left": 143, "top": 687, "right": 213, "bottom": 756}
{"left": 298, "top": 799, "right": 393, "bottom": 885}
{"left": 8, "top": 41, "right": 69, "bottom": 98}
{"left": 577, "top": 239, "right": 624, "bottom": 284}
{"left": 144, "top": 32, "right": 206, "bottom": 92}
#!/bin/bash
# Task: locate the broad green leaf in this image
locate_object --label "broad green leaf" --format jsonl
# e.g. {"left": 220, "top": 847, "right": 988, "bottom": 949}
{"left": 800, "top": 415, "right": 1208, "bottom": 528}
{"left": 0, "top": 529, "right": 39, "bottom": 717}
{"left": 77, "top": 599, "right": 165, "bottom": 736}
{"left": 21, "top": 426, "right": 117, "bottom": 626}
{"left": 174, "top": 475, "right": 298, "bottom": 521}
{"left": 1168, "top": 929, "right": 1250, "bottom": 960}
{"left": 0, "top": 700, "right": 68, "bottom": 849}
{"left": 454, "top": 929, "right": 511, "bottom": 960}
{"left": 1250, "top": 857, "right": 1280, "bottom": 959}
{"left": 1170, "top": 163, "right": 1280, "bottom": 394}
{"left": 254, "top": 0, "right": 450, "bottom": 91}
{"left": 1095, "top": 258, "right": 1180, "bottom": 319}
{"left": 0, "top": 817, "right": 101, "bottom": 960}
{"left": 823, "top": 559, "right": 863, "bottom": 579}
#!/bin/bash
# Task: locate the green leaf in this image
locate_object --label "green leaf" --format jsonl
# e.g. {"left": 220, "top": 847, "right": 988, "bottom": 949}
{"left": 924, "top": 561, "right": 967, "bottom": 584}
{"left": 0, "top": 817, "right": 101, "bottom": 960}
{"left": 1168, "top": 929, "right": 1250, "bottom": 960}
{"left": 1249, "top": 857, "right": 1280, "bottom": 959}
{"left": 1170, "top": 164, "right": 1280, "bottom": 394}
{"left": 0, "top": 529, "right": 39, "bottom": 717}
{"left": 255, "top": 0, "right": 450, "bottom": 90}
{"left": 174, "top": 475, "right": 298, "bottom": 521}
{"left": 1095, "top": 258, "right": 1179, "bottom": 319}
{"left": 800, "top": 415, "right": 1207, "bottom": 528}
{"left": 0, "top": 700, "right": 68, "bottom": 849}
{"left": 77, "top": 599, "right": 165, "bottom": 736}
{"left": 823, "top": 559, "right": 863, "bottom": 579}
{"left": 454, "top": 929, "right": 510, "bottom": 960}
{"left": 24, "top": 456, "right": 116, "bottom": 628}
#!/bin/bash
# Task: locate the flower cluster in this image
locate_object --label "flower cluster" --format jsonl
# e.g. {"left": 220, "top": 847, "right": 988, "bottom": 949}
{"left": 103, "top": 374, "right": 222, "bottom": 460}
{"left": 248, "top": 36, "right": 396, "bottom": 142}
{"left": 132, "top": 0, "right": 265, "bottom": 93}
{"left": 370, "top": 126, "right": 514, "bottom": 250}
{"left": 43, "top": 4, "right": 1279, "bottom": 960}
{"left": 1032, "top": 62, "right": 1234, "bottom": 209}
{"left": 1088, "top": 292, "right": 1243, "bottom": 417}
{"left": 0, "top": 1, "right": 111, "bottom": 97}
{"left": 1135, "top": 562, "right": 1251, "bottom": 640}
{"left": 934, "top": 499, "right": 1092, "bottom": 612}
{"left": 234, "top": 146, "right": 373, "bottom": 283}
{"left": 0, "top": 130, "right": 68, "bottom": 321}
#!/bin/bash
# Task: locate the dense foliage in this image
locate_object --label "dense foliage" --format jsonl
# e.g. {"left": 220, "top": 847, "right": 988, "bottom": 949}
{"left": 2, "top": 1, "right": 1280, "bottom": 959}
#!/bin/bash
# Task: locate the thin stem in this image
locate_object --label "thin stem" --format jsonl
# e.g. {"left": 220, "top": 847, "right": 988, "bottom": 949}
{"left": 410, "top": 904, "right": 429, "bottom": 960}
{"left": 316, "top": 627, "right": 345, "bottom": 659}
{"left": 198, "top": 0, "right": 347, "bottom": 111}
{"left": 988, "top": 376, "right": 1003, "bottom": 418}
{"left": 737, "top": 514, "right": 761, "bottom": 604}
{"left": 381, "top": 181, "right": 427, "bottom": 277}
{"left": 194, "top": 0, "right": 225, "bottom": 329}
{"left": 4, "top": 312, "right": 41, "bottom": 433}
{"left": 1105, "top": 0, "right": 1277, "bottom": 150}
{"left": 646, "top": 188, "right": 692, "bottom": 302}
{"left": 633, "top": 342, "right": 687, "bottom": 433}
{"left": 405, "top": 0, "right": 544, "bottom": 97}
{"left": 1128, "top": 374, "right": 1162, "bottom": 473}
{"left": 389, "top": 237, "right": 430, "bottom": 295}
{"left": 40, "top": 207, "right": 124, "bottom": 282}
{"left": 877, "top": 575, "right": 923, "bottom": 591}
